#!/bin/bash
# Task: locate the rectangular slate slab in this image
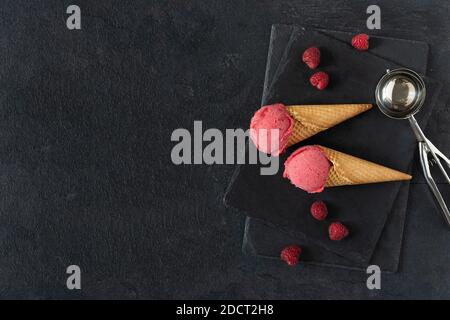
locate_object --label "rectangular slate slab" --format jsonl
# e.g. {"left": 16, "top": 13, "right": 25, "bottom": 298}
{"left": 224, "top": 27, "right": 442, "bottom": 264}
{"left": 243, "top": 26, "right": 435, "bottom": 272}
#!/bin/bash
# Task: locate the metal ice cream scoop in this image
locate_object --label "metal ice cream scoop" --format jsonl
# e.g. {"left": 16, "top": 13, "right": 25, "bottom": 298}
{"left": 376, "top": 68, "right": 450, "bottom": 227}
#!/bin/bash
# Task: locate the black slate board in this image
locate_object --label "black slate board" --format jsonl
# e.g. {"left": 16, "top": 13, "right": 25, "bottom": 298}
{"left": 244, "top": 25, "right": 433, "bottom": 272}
{"left": 224, "top": 27, "right": 442, "bottom": 264}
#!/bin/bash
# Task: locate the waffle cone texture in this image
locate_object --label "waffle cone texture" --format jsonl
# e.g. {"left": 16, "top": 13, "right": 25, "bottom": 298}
{"left": 317, "top": 145, "right": 412, "bottom": 187}
{"left": 286, "top": 104, "right": 373, "bottom": 147}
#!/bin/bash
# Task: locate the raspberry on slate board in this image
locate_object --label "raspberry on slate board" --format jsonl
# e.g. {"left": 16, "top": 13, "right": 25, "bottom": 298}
{"left": 352, "top": 33, "right": 370, "bottom": 51}
{"left": 310, "top": 71, "right": 329, "bottom": 90}
{"left": 310, "top": 200, "right": 328, "bottom": 221}
{"left": 328, "top": 222, "right": 349, "bottom": 241}
{"left": 280, "top": 245, "right": 302, "bottom": 266}
{"left": 302, "top": 46, "right": 321, "bottom": 69}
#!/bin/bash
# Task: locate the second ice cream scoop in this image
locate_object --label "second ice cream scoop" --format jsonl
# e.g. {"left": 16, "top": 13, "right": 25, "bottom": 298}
{"left": 283, "top": 145, "right": 331, "bottom": 193}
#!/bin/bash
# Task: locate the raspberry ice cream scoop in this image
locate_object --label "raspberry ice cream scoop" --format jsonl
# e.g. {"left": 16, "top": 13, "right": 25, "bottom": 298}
{"left": 250, "top": 103, "right": 294, "bottom": 156}
{"left": 283, "top": 145, "right": 332, "bottom": 193}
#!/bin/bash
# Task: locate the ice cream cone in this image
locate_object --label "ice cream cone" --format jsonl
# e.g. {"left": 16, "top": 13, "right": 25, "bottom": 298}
{"left": 317, "top": 145, "right": 412, "bottom": 187}
{"left": 286, "top": 104, "right": 373, "bottom": 147}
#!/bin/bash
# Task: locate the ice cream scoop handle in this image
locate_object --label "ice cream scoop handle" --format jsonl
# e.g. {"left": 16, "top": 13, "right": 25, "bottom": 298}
{"left": 408, "top": 116, "right": 427, "bottom": 142}
{"left": 419, "top": 141, "right": 450, "bottom": 227}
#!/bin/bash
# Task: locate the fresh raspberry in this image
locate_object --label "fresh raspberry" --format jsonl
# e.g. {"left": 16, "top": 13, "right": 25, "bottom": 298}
{"left": 302, "top": 46, "right": 321, "bottom": 69}
{"left": 310, "top": 201, "right": 328, "bottom": 221}
{"left": 280, "top": 245, "right": 302, "bottom": 266}
{"left": 310, "top": 71, "right": 329, "bottom": 90}
{"left": 352, "top": 33, "right": 370, "bottom": 51}
{"left": 328, "top": 222, "right": 349, "bottom": 241}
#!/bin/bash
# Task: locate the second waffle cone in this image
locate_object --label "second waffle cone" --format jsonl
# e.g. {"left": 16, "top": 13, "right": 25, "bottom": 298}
{"left": 317, "top": 145, "right": 412, "bottom": 187}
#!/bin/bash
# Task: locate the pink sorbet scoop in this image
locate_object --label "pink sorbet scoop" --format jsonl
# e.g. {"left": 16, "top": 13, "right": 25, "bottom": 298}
{"left": 249, "top": 103, "right": 294, "bottom": 156}
{"left": 283, "top": 145, "right": 332, "bottom": 193}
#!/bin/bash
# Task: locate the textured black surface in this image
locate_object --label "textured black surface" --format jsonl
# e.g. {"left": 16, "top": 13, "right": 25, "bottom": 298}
{"left": 242, "top": 26, "right": 432, "bottom": 272}
{"left": 224, "top": 29, "right": 441, "bottom": 264}
{"left": 1, "top": 0, "right": 450, "bottom": 299}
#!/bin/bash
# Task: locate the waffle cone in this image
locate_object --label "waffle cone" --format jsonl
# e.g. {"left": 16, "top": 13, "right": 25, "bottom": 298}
{"left": 286, "top": 104, "right": 372, "bottom": 147}
{"left": 317, "top": 146, "right": 412, "bottom": 187}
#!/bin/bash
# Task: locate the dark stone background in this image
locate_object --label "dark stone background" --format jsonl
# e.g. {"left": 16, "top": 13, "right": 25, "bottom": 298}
{"left": 0, "top": 0, "right": 449, "bottom": 299}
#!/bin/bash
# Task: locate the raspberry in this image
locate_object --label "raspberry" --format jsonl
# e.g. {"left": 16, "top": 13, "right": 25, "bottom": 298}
{"left": 310, "top": 71, "right": 329, "bottom": 90}
{"left": 328, "top": 222, "right": 349, "bottom": 241}
{"left": 310, "top": 201, "right": 328, "bottom": 221}
{"left": 352, "top": 33, "right": 370, "bottom": 51}
{"left": 280, "top": 245, "right": 302, "bottom": 266}
{"left": 302, "top": 46, "right": 321, "bottom": 69}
